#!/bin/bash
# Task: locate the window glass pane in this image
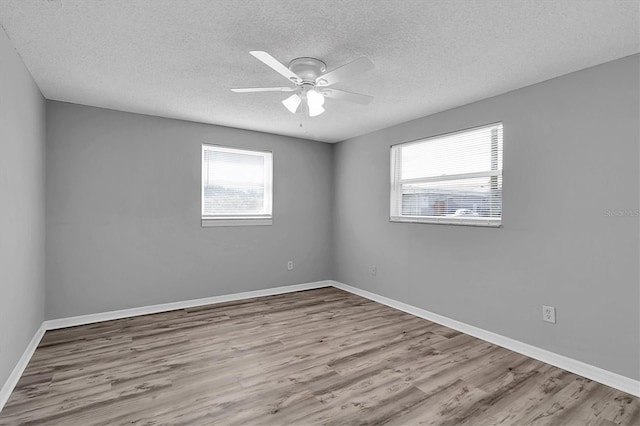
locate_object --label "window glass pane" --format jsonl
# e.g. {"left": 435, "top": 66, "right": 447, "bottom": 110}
{"left": 202, "top": 146, "right": 272, "bottom": 217}
{"left": 391, "top": 123, "right": 503, "bottom": 226}
{"left": 401, "top": 176, "right": 502, "bottom": 218}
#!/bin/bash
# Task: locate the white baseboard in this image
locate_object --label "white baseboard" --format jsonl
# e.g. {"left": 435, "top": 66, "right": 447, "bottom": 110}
{"left": 44, "top": 280, "right": 333, "bottom": 330}
{"left": 331, "top": 281, "right": 640, "bottom": 398}
{"left": 0, "top": 323, "right": 46, "bottom": 412}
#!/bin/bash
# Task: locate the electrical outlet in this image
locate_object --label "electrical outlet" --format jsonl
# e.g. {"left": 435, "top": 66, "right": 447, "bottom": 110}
{"left": 542, "top": 305, "right": 556, "bottom": 324}
{"left": 371, "top": 266, "right": 377, "bottom": 276}
{"left": 287, "top": 261, "right": 294, "bottom": 271}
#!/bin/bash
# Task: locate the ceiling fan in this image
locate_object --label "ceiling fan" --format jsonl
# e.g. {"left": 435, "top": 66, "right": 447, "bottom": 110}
{"left": 231, "top": 51, "right": 374, "bottom": 117}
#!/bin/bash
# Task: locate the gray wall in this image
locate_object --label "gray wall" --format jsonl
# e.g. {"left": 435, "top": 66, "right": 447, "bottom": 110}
{"left": 45, "top": 102, "right": 333, "bottom": 319}
{"left": 332, "top": 54, "right": 640, "bottom": 380}
{"left": 0, "top": 29, "right": 46, "bottom": 387}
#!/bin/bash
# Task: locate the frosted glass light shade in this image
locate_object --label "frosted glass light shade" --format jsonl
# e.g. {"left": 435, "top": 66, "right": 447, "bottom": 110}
{"left": 282, "top": 94, "right": 301, "bottom": 114}
{"left": 306, "top": 89, "right": 325, "bottom": 117}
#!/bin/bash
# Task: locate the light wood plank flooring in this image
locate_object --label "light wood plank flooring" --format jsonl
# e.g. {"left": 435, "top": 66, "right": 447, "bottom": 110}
{"left": 0, "top": 287, "right": 638, "bottom": 425}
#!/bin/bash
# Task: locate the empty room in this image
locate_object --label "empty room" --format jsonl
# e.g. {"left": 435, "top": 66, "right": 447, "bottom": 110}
{"left": 1, "top": 0, "right": 639, "bottom": 424}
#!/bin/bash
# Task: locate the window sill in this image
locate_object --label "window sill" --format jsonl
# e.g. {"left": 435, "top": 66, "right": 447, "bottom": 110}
{"left": 390, "top": 216, "right": 501, "bottom": 227}
{"left": 202, "top": 217, "right": 273, "bottom": 227}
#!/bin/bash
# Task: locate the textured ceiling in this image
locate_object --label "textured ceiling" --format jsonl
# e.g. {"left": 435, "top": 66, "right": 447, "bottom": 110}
{"left": 0, "top": 0, "right": 638, "bottom": 143}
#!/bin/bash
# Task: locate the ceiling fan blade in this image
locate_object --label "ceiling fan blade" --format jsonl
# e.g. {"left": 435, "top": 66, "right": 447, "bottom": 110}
{"left": 231, "top": 87, "right": 297, "bottom": 93}
{"left": 316, "top": 57, "right": 374, "bottom": 87}
{"left": 250, "top": 51, "right": 302, "bottom": 84}
{"left": 322, "top": 88, "right": 373, "bottom": 105}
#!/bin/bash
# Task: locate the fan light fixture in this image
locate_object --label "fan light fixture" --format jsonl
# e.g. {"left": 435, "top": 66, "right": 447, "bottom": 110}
{"left": 281, "top": 89, "right": 326, "bottom": 116}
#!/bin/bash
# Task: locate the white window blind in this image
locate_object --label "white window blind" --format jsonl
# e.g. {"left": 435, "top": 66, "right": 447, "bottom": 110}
{"left": 202, "top": 144, "right": 273, "bottom": 226}
{"left": 390, "top": 123, "right": 503, "bottom": 227}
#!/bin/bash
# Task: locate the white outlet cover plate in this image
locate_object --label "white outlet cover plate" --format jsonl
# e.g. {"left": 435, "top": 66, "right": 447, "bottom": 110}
{"left": 542, "top": 305, "right": 556, "bottom": 323}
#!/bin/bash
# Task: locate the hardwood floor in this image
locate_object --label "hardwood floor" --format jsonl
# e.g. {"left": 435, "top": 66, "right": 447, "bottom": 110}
{"left": 0, "top": 287, "right": 638, "bottom": 425}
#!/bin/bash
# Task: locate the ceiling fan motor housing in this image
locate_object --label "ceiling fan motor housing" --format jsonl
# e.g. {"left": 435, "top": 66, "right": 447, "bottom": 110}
{"left": 288, "top": 57, "right": 326, "bottom": 84}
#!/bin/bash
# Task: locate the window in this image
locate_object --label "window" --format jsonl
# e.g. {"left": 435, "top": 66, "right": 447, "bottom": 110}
{"left": 202, "top": 144, "right": 273, "bottom": 227}
{"left": 390, "top": 123, "right": 503, "bottom": 227}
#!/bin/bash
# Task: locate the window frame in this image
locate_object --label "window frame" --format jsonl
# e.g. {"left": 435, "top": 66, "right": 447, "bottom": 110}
{"left": 389, "top": 122, "right": 503, "bottom": 227}
{"left": 201, "top": 144, "right": 273, "bottom": 227}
